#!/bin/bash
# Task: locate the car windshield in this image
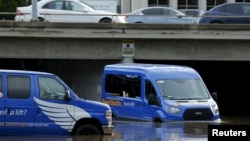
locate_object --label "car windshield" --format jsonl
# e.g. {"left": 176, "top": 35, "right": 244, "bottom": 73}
{"left": 172, "top": 9, "right": 186, "bottom": 16}
{"left": 156, "top": 79, "right": 210, "bottom": 100}
{"left": 141, "top": 8, "right": 185, "bottom": 16}
{"left": 79, "top": 0, "right": 96, "bottom": 10}
{"left": 185, "top": 11, "right": 200, "bottom": 16}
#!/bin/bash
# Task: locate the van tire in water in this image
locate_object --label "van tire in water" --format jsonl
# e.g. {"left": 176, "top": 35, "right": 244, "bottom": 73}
{"left": 75, "top": 124, "right": 101, "bottom": 135}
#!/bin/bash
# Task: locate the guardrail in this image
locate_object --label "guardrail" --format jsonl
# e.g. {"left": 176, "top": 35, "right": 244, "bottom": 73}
{"left": 1, "top": 12, "right": 200, "bottom": 24}
{"left": 0, "top": 12, "right": 126, "bottom": 23}
{"left": 2, "top": 12, "right": 250, "bottom": 24}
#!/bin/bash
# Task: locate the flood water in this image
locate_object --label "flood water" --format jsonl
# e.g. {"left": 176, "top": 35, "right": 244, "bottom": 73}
{"left": 1, "top": 116, "right": 250, "bottom": 141}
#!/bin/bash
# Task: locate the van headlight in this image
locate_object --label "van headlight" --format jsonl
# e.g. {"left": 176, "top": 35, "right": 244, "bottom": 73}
{"left": 212, "top": 104, "right": 219, "bottom": 115}
{"left": 106, "top": 109, "right": 112, "bottom": 125}
{"left": 167, "top": 106, "right": 181, "bottom": 114}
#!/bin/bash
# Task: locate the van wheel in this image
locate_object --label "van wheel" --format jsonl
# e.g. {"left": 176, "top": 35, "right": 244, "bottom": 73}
{"left": 153, "top": 118, "right": 162, "bottom": 123}
{"left": 75, "top": 124, "right": 101, "bottom": 135}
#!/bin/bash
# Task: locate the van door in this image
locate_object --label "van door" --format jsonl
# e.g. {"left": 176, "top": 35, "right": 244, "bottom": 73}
{"left": 141, "top": 79, "right": 162, "bottom": 121}
{"left": 34, "top": 76, "right": 73, "bottom": 135}
{"left": 122, "top": 78, "right": 162, "bottom": 122}
{"left": 4, "top": 75, "right": 36, "bottom": 135}
{"left": 104, "top": 73, "right": 148, "bottom": 121}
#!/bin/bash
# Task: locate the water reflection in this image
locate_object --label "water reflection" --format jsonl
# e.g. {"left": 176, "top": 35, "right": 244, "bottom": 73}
{"left": 0, "top": 121, "right": 211, "bottom": 141}
{"left": 1, "top": 116, "right": 250, "bottom": 141}
{"left": 112, "top": 121, "right": 210, "bottom": 141}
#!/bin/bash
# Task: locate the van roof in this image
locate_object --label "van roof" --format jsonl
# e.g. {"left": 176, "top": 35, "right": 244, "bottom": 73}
{"left": 105, "top": 63, "right": 200, "bottom": 79}
{"left": 0, "top": 69, "right": 53, "bottom": 75}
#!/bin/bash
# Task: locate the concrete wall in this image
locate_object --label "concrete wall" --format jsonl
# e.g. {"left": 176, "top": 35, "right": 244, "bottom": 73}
{"left": 2, "top": 37, "right": 250, "bottom": 61}
{"left": 38, "top": 60, "right": 120, "bottom": 101}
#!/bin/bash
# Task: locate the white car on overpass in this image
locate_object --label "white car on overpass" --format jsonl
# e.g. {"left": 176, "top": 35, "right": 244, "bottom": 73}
{"left": 15, "top": 0, "right": 125, "bottom": 23}
{"left": 125, "top": 7, "right": 198, "bottom": 24}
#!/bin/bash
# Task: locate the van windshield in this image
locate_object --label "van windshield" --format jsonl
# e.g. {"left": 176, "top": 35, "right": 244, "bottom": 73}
{"left": 156, "top": 79, "right": 210, "bottom": 100}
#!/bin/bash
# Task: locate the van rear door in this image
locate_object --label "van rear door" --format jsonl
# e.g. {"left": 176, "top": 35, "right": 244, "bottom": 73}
{"left": 4, "top": 74, "right": 36, "bottom": 135}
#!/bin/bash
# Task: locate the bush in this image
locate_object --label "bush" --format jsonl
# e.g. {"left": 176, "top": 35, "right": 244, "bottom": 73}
{"left": 0, "top": 0, "right": 31, "bottom": 20}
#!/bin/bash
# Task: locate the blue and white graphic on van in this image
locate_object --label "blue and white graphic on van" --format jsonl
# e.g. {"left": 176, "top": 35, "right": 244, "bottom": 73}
{"left": 34, "top": 97, "right": 91, "bottom": 132}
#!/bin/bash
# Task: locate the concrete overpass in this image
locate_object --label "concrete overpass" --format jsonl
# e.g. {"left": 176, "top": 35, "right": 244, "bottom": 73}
{"left": 1, "top": 21, "right": 250, "bottom": 116}
{"left": 1, "top": 21, "right": 250, "bottom": 61}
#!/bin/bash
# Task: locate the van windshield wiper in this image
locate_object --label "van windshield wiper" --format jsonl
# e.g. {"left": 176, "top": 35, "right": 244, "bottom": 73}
{"left": 177, "top": 98, "right": 204, "bottom": 100}
{"left": 163, "top": 95, "right": 176, "bottom": 100}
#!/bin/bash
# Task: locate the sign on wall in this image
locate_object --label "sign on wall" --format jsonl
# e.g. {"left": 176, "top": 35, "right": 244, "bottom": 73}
{"left": 82, "top": 0, "right": 117, "bottom": 13}
{"left": 122, "top": 40, "right": 134, "bottom": 57}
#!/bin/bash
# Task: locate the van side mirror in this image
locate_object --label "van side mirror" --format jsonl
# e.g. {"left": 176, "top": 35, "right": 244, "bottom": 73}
{"left": 64, "top": 90, "right": 71, "bottom": 101}
{"left": 211, "top": 92, "right": 217, "bottom": 102}
{"left": 148, "top": 94, "right": 161, "bottom": 106}
{"left": 148, "top": 94, "right": 155, "bottom": 105}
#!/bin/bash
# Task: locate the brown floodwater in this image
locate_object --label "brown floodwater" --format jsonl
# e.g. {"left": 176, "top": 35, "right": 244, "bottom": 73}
{"left": 1, "top": 116, "right": 249, "bottom": 141}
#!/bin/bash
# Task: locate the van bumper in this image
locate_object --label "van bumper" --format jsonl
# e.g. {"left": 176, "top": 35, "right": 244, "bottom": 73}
{"left": 102, "top": 125, "right": 114, "bottom": 135}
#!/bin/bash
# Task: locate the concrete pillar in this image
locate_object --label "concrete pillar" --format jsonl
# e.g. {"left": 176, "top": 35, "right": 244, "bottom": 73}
{"left": 227, "top": 0, "right": 235, "bottom": 3}
{"left": 199, "top": 0, "right": 207, "bottom": 11}
{"left": 31, "top": 0, "right": 38, "bottom": 22}
{"left": 121, "top": 57, "right": 134, "bottom": 63}
{"left": 140, "top": 0, "right": 148, "bottom": 8}
{"left": 121, "top": 0, "right": 131, "bottom": 13}
{"left": 169, "top": 0, "right": 177, "bottom": 9}
{"left": 131, "top": 0, "right": 143, "bottom": 11}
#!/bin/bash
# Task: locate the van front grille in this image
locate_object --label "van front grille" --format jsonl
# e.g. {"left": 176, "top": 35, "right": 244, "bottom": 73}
{"left": 183, "top": 108, "right": 213, "bottom": 120}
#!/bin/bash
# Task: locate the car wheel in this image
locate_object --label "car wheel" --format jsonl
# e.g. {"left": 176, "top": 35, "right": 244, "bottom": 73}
{"left": 211, "top": 21, "right": 222, "bottom": 24}
{"left": 38, "top": 17, "right": 45, "bottom": 22}
{"left": 75, "top": 124, "right": 101, "bottom": 135}
{"left": 100, "top": 18, "right": 112, "bottom": 23}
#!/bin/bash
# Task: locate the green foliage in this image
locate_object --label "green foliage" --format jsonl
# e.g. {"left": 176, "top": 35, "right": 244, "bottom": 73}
{"left": 0, "top": 0, "right": 33, "bottom": 20}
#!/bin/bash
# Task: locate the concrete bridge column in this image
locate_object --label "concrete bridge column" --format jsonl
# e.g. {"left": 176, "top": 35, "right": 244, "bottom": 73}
{"left": 198, "top": 0, "right": 207, "bottom": 11}
{"left": 121, "top": 57, "right": 134, "bottom": 63}
{"left": 131, "top": 0, "right": 143, "bottom": 11}
{"left": 227, "top": 0, "right": 235, "bottom": 3}
{"left": 121, "top": 0, "right": 131, "bottom": 13}
{"left": 169, "top": 0, "right": 177, "bottom": 9}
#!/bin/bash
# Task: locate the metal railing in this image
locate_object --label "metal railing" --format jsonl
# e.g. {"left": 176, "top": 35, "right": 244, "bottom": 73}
{"left": 2, "top": 12, "right": 250, "bottom": 24}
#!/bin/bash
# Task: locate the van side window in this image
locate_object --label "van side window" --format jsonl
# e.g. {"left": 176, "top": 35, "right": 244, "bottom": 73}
{"left": 145, "top": 80, "right": 156, "bottom": 99}
{"left": 105, "top": 74, "right": 141, "bottom": 98}
{"left": 7, "top": 76, "right": 30, "bottom": 99}
{"left": 39, "top": 77, "right": 66, "bottom": 100}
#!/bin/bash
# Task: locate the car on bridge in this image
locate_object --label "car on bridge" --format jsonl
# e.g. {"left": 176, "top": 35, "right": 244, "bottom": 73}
{"left": 199, "top": 2, "right": 250, "bottom": 24}
{"left": 15, "top": 0, "right": 125, "bottom": 23}
{"left": 125, "top": 7, "right": 198, "bottom": 24}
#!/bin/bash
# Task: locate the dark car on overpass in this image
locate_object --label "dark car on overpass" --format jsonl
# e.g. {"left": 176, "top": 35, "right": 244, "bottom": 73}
{"left": 199, "top": 2, "right": 250, "bottom": 24}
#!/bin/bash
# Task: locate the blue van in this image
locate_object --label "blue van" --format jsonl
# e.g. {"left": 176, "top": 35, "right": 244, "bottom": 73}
{"left": 102, "top": 63, "right": 220, "bottom": 122}
{"left": 0, "top": 69, "right": 113, "bottom": 135}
